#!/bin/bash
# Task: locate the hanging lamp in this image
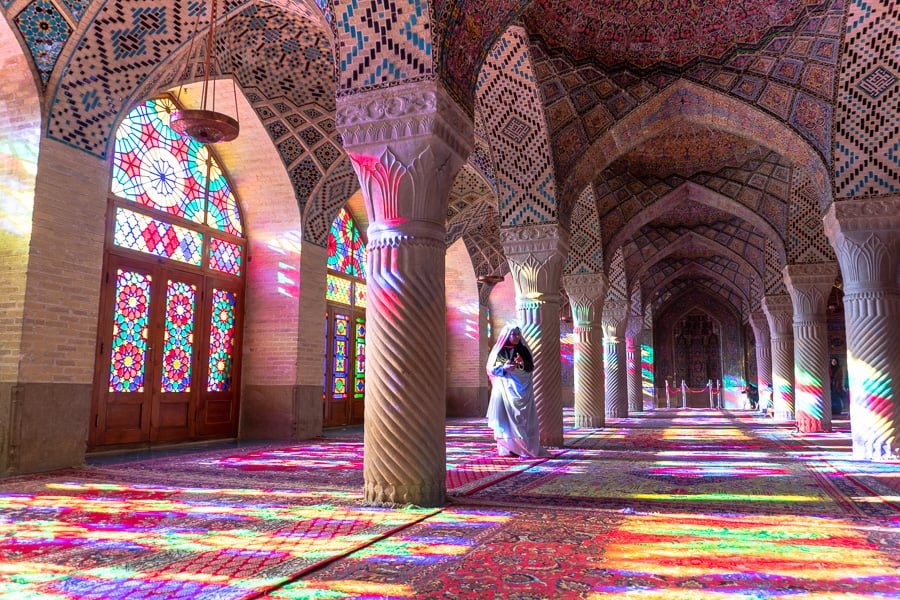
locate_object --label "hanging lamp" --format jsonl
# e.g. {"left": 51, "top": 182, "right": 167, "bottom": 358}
{"left": 171, "top": 0, "right": 239, "bottom": 144}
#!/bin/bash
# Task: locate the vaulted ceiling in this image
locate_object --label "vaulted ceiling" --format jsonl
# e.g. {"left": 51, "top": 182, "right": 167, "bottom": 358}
{"left": 6, "top": 0, "right": 885, "bottom": 322}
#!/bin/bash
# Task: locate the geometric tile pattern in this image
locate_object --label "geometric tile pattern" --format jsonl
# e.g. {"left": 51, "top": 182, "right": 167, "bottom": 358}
{"left": 476, "top": 26, "right": 557, "bottom": 226}
{"left": 764, "top": 237, "right": 786, "bottom": 295}
{"left": 563, "top": 185, "right": 603, "bottom": 275}
{"left": 14, "top": 0, "right": 71, "bottom": 87}
{"left": 447, "top": 163, "right": 495, "bottom": 222}
{"left": 516, "top": 1, "right": 840, "bottom": 188}
{"left": 333, "top": 0, "right": 432, "bottom": 92}
{"left": 595, "top": 149, "right": 791, "bottom": 256}
{"left": 833, "top": 0, "right": 900, "bottom": 198}
{"left": 59, "top": 0, "right": 93, "bottom": 22}
{"left": 787, "top": 168, "right": 836, "bottom": 264}
{"left": 46, "top": 1, "right": 334, "bottom": 158}
{"left": 459, "top": 201, "right": 508, "bottom": 280}
{"left": 651, "top": 277, "right": 747, "bottom": 319}
{"left": 302, "top": 156, "right": 361, "bottom": 247}
{"left": 606, "top": 246, "right": 627, "bottom": 303}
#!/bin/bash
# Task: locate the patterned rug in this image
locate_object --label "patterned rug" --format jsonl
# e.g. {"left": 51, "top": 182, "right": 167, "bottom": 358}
{"left": 90, "top": 421, "right": 555, "bottom": 497}
{"left": 259, "top": 506, "right": 900, "bottom": 599}
{"left": 0, "top": 469, "right": 436, "bottom": 600}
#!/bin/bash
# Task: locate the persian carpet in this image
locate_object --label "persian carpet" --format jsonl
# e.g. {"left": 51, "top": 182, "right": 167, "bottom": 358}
{"left": 0, "top": 469, "right": 436, "bottom": 600}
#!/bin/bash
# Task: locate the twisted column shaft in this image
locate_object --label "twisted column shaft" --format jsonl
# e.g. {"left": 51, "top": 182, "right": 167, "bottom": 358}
{"left": 763, "top": 295, "right": 795, "bottom": 421}
{"left": 338, "top": 82, "right": 472, "bottom": 506}
{"left": 626, "top": 316, "right": 644, "bottom": 413}
{"left": 603, "top": 302, "right": 629, "bottom": 418}
{"left": 749, "top": 310, "right": 773, "bottom": 394}
{"left": 502, "top": 225, "right": 569, "bottom": 446}
{"left": 825, "top": 198, "right": 900, "bottom": 461}
{"left": 785, "top": 263, "right": 838, "bottom": 433}
{"left": 563, "top": 273, "right": 608, "bottom": 428}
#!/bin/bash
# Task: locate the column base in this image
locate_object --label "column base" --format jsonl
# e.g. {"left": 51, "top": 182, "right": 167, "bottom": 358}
{"left": 575, "top": 414, "right": 605, "bottom": 428}
{"left": 796, "top": 413, "right": 831, "bottom": 433}
{"left": 364, "top": 481, "right": 446, "bottom": 508}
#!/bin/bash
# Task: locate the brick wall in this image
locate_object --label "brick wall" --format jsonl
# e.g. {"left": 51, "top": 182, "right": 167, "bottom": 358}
{"left": 0, "top": 24, "right": 41, "bottom": 383}
{"left": 19, "top": 139, "right": 108, "bottom": 383}
{"left": 445, "top": 239, "right": 480, "bottom": 386}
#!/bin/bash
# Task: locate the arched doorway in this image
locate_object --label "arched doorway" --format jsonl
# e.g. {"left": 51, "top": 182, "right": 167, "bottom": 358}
{"left": 89, "top": 96, "right": 246, "bottom": 449}
{"left": 323, "top": 207, "right": 367, "bottom": 427}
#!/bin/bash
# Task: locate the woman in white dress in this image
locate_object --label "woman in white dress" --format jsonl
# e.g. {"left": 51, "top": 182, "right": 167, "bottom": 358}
{"left": 485, "top": 324, "right": 549, "bottom": 458}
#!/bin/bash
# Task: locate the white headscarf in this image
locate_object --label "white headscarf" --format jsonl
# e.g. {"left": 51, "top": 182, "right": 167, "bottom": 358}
{"left": 486, "top": 323, "right": 533, "bottom": 382}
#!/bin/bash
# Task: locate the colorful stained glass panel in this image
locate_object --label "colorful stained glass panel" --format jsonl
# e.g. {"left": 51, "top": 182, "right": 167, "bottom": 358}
{"left": 327, "top": 208, "right": 366, "bottom": 278}
{"left": 326, "top": 273, "right": 352, "bottom": 305}
{"left": 111, "top": 97, "right": 244, "bottom": 236}
{"left": 114, "top": 207, "right": 203, "bottom": 265}
{"left": 161, "top": 280, "right": 196, "bottom": 393}
{"left": 207, "top": 289, "right": 237, "bottom": 392}
{"left": 108, "top": 269, "right": 151, "bottom": 393}
{"left": 355, "top": 317, "right": 366, "bottom": 397}
{"left": 354, "top": 281, "right": 367, "bottom": 308}
{"left": 209, "top": 237, "right": 242, "bottom": 276}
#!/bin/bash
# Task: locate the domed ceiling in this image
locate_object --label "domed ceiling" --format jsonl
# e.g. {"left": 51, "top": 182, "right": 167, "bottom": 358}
{"left": 522, "top": 0, "right": 830, "bottom": 70}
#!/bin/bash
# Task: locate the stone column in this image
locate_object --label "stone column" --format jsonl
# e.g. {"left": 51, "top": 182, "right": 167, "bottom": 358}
{"left": 784, "top": 263, "right": 839, "bottom": 433}
{"left": 762, "top": 295, "right": 795, "bottom": 421}
{"left": 563, "top": 273, "right": 608, "bottom": 428}
{"left": 749, "top": 310, "right": 773, "bottom": 396}
{"left": 501, "top": 224, "right": 569, "bottom": 446}
{"left": 337, "top": 82, "right": 472, "bottom": 506}
{"left": 640, "top": 327, "right": 655, "bottom": 408}
{"left": 824, "top": 197, "right": 900, "bottom": 461}
{"left": 602, "top": 301, "right": 629, "bottom": 418}
{"left": 626, "top": 314, "right": 644, "bottom": 413}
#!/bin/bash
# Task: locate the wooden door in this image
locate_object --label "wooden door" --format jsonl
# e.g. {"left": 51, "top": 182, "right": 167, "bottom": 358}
{"left": 90, "top": 256, "right": 239, "bottom": 448}
{"left": 323, "top": 310, "right": 365, "bottom": 427}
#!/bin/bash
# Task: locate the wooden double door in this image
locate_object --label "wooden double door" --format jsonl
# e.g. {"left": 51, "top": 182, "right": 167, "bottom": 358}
{"left": 90, "top": 255, "right": 242, "bottom": 449}
{"left": 323, "top": 308, "right": 366, "bottom": 427}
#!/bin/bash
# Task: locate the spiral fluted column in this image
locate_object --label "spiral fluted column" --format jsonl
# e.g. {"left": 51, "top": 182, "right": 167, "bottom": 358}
{"left": 749, "top": 310, "right": 773, "bottom": 396}
{"left": 825, "top": 198, "right": 900, "bottom": 461}
{"left": 626, "top": 315, "right": 644, "bottom": 413}
{"left": 501, "top": 224, "right": 569, "bottom": 446}
{"left": 602, "top": 302, "right": 629, "bottom": 418}
{"left": 337, "top": 82, "right": 472, "bottom": 506}
{"left": 784, "top": 263, "right": 839, "bottom": 433}
{"left": 563, "top": 273, "right": 608, "bottom": 428}
{"left": 762, "top": 295, "right": 795, "bottom": 422}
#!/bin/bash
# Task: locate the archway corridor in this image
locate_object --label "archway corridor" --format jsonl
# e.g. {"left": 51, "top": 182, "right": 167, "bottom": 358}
{"left": 1, "top": 408, "right": 898, "bottom": 598}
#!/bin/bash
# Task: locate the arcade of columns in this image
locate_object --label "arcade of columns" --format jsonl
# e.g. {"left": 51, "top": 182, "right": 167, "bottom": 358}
{"left": 336, "top": 80, "right": 900, "bottom": 508}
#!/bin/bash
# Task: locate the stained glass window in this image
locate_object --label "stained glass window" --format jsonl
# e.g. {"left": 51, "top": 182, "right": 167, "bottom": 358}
{"left": 108, "top": 269, "right": 152, "bottom": 393}
{"left": 327, "top": 208, "right": 365, "bottom": 278}
{"left": 114, "top": 207, "right": 203, "bottom": 265}
{"left": 112, "top": 96, "right": 244, "bottom": 237}
{"left": 354, "top": 281, "right": 367, "bottom": 308}
{"left": 326, "top": 273, "right": 352, "bottom": 305}
{"left": 209, "top": 237, "right": 242, "bottom": 276}
{"left": 161, "top": 280, "right": 196, "bottom": 392}
{"left": 208, "top": 289, "right": 237, "bottom": 392}
{"left": 354, "top": 317, "right": 366, "bottom": 397}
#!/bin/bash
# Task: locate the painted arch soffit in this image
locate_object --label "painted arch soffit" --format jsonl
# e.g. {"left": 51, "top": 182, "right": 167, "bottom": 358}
{"left": 45, "top": 0, "right": 333, "bottom": 159}
{"left": 561, "top": 79, "right": 831, "bottom": 210}
{"left": 603, "top": 180, "right": 786, "bottom": 271}
{"left": 626, "top": 232, "right": 764, "bottom": 297}
{"left": 642, "top": 258, "right": 753, "bottom": 306}
{"left": 649, "top": 273, "right": 748, "bottom": 319}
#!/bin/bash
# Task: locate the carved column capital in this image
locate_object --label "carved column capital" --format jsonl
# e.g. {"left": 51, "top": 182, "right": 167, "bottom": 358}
{"left": 502, "top": 224, "right": 570, "bottom": 305}
{"left": 601, "top": 301, "right": 629, "bottom": 338}
{"left": 783, "top": 262, "right": 838, "bottom": 320}
{"left": 336, "top": 80, "right": 473, "bottom": 161}
{"left": 762, "top": 294, "right": 794, "bottom": 338}
{"left": 563, "top": 272, "right": 608, "bottom": 327}
{"left": 749, "top": 310, "right": 770, "bottom": 342}
{"left": 824, "top": 196, "right": 900, "bottom": 295}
